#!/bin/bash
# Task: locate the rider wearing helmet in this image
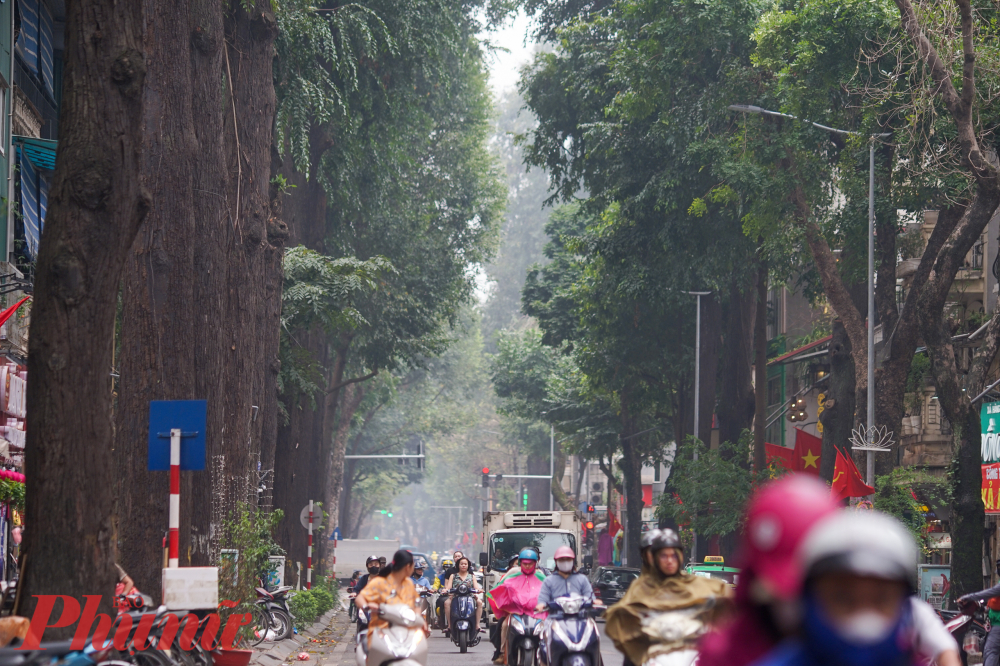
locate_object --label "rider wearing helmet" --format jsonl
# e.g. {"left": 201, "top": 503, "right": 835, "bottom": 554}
{"left": 411, "top": 557, "right": 432, "bottom": 589}
{"left": 488, "top": 548, "right": 547, "bottom": 665}
{"left": 606, "top": 527, "right": 731, "bottom": 666}
{"left": 534, "top": 546, "right": 598, "bottom": 616}
{"left": 755, "top": 510, "right": 957, "bottom": 666}
{"left": 699, "top": 476, "right": 958, "bottom": 666}
{"left": 354, "top": 555, "right": 382, "bottom": 596}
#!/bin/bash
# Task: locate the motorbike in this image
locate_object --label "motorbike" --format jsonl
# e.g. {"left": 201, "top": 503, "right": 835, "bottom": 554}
{"left": 355, "top": 604, "right": 427, "bottom": 666}
{"left": 415, "top": 587, "right": 436, "bottom": 630}
{"left": 945, "top": 598, "right": 989, "bottom": 666}
{"left": 447, "top": 583, "right": 481, "bottom": 653}
{"left": 253, "top": 578, "right": 294, "bottom": 642}
{"left": 506, "top": 613, "right": 543, "bottom": 666}
{"left": 539, "top": 596, "right": 600, "bottom": 666}
{"left": 356, "top": 606, "right": 372, "bottom": 642}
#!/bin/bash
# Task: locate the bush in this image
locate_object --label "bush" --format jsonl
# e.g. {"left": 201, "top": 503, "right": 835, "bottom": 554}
{"left": 287, "top": 586, "right": 337, "bottom": 630}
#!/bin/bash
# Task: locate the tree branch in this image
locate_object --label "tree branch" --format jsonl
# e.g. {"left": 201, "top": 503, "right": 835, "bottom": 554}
{"left": 598, "top": 455, "right": 624, "bottom": 495}
{"left": 328, "top": 369, "right": 379, "bottom": 393}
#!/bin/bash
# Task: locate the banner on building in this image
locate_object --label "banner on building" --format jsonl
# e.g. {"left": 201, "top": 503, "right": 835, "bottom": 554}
{"left": 981, "top": 402, "right": 1000, "bottom": 513}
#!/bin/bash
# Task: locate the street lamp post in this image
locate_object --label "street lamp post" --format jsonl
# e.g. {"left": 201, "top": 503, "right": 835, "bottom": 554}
{"left": 686, "top": 290, "right": 710, "bottom": 564}
{"left": 728, "top": 105, "right": 890, "bottom": 487}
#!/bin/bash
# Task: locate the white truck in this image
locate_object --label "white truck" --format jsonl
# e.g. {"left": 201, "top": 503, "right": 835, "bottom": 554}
{"left": 332, "top": 538, "right": 400, "bottom": 579}
{"left": 477, "top": 511, "right": 585, "bottom": 623}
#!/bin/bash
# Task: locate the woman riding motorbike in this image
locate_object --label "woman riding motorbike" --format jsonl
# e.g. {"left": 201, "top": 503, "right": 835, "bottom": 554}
{"left": 487, "top": 548, "right": 547, "bottom": 665}
{"left": 443, "top": 556, "right": 482, "bottom": 635}
{"left": 354, "top": 549, "right": 430, "bottom": 642}
{"left": 605, "top": 528, "right": 732, "bottom": 666}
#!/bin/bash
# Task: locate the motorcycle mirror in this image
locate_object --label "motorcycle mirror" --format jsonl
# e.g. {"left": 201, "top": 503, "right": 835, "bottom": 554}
{"left": 479, "top": 552, "right": 488, "bottom": 567}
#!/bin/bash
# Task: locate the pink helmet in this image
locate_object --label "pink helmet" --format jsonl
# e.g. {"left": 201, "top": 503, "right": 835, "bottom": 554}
{"left": 739, "top": 474, "right": 839, "bottom": 601}
{"left": 553, "top": 546, "right": 575, "bottom": 561}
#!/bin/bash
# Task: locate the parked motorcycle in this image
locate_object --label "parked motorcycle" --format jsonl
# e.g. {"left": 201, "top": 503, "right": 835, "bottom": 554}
{"left": 506, "top": 613, "right": 543, "bottom": 666}
{"left": 447, "top": 583, "right": 481, "bottom": 653}
{"left": 253, "top": 579, "right": 294, "bottom": 642}
{"left": 355, "top": 604, "right": 427, "bottom": 666}
{"left": 946, "top": 598, "right": 989, "bottom": 666}
{"left": 539, "top": 596, "right": 600, "bottom": 666}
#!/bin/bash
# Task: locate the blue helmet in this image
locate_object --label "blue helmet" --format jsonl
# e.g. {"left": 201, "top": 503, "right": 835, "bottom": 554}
{"left": 518, "top": 548, "right": 539, "bottom": 561}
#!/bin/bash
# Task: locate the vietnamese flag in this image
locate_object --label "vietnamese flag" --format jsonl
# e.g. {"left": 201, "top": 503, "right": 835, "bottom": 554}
{"left": 0, "top": 296, "right": 29, "bottom": 329}
{"left": 765, "top": 443, "right": 795, "bottom": 471}
{"left": 793, "top": 429, "right": 822, "bottom": 475}
{"left": 831, "top": 448, "right": 874, "bottom": 501}
{"left": 607, "top": 509, "right": 623, "bottom": 537}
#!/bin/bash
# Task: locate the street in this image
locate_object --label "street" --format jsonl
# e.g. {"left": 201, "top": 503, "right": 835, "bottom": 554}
{"left": 329, "top": 620, "right": 625, "bottom": 666}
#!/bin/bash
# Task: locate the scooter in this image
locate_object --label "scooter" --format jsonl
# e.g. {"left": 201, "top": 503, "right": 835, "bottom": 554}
{"left": 356, "top": 606, "right": 371, "bottom": 642}
{"left": 945, "top": 598, "right": 989, "bottom": 666}
{"left": 540, "top": 596, "right": 600, "bottom": 666}
{"left": 355, "top": 604, "right": 427, "bottom": 666}
{"left": 506, "top": 613, "right": 543, "bottom": 666}
{"left": 415, "top": 587, "right": 436, "bottom": 630}
{"left": 447, "top": 583, "right": 481, "bottom": 653}
{"left": 254, "top": 578, "right": 294, "bottom": 641}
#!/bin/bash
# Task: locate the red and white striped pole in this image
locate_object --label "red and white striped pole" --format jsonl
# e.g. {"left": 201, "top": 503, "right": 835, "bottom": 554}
{"left": 168, "top": 428, "right": 180, "bottom": 568}
{"left": 307, "top": 499, "right": 313, "bottom": 590}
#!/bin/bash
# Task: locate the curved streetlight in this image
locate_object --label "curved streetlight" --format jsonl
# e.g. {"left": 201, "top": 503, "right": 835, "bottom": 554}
{"left": 728, "top": 104, "right": 891, "bottom": 489}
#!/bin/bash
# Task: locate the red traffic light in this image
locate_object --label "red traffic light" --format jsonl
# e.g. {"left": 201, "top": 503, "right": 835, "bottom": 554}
{"left": 586, "top": 521, "right": 594, "bottom": 530}
{"left": 482, "top": 467, "right": 490, "bottom": 474}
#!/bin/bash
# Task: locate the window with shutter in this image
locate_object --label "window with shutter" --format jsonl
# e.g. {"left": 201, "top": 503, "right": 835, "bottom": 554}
{"left": 38, "top": 2, "right": 53, "bottom": 97}
{"left": 15, "top": 0, "right": 38, "bottom": 76}
{"left": 19, "top": 153, "right": 39, "bottom": 259}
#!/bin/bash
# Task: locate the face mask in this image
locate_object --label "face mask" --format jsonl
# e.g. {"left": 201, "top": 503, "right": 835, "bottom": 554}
{"left": 368, "top": 566, "right": 379, "bottom": 574}
{"left": 801, "top": 594, "right": 911, "bottom": 666}
{"left": 556, "top": 560, "right": 574, "bottom": 573}
{"left": 520, "top": 561, "right": 536, "bottom": 574}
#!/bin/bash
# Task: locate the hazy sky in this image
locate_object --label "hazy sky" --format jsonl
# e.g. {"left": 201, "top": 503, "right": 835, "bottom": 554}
{"left": 483, "top": 11, "right": 536, "bottom": 96}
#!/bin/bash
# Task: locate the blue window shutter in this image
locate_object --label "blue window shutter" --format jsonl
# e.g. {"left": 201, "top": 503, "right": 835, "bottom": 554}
{"left": 38, "top": 175, "right": 48, "bottom": 249}
{"left": 20, "top": 154, "right": 39, "bottom": 260}
{"left": 39, "top": 2, "right": 53, "bottom": 96}
{"left": 16, "top": 0, "right": 39, "bottom": 76}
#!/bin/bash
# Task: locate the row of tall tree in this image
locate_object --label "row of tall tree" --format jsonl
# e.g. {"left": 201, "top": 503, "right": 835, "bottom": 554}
{"left": 491, "top": 0, "right": 1000, "bottom": 593}
{"left": 24, "top": 0, "right": 509, "bottom": 626}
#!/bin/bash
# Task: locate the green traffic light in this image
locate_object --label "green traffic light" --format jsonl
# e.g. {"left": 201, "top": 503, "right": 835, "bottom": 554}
{"left": 374, "top": 536, "right": 379, "bottom": 540}
{"left": 388, "top": 512, "right": 393, "bottom": 517}
{"left": 380, "top": 509, "right": 387, "bottom": 514}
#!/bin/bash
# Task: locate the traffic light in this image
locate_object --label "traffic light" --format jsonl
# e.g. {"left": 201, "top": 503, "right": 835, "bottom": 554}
{"left": 586, "top": 521, "right": 594, "bottom": 530}
{"left": 586, "top": 504, "right": 595, "bottom": 513}
{"left": 521, "top": 484, "right": 528, "bottom": 509}
{"left": 482, "top": 467, "right": 490, "bottom": 487}
{"left": 787, "top": 397, "right": 808, "bottom": 422}
{"left": 496, "top": 474, "right": 503, "bottom": 484}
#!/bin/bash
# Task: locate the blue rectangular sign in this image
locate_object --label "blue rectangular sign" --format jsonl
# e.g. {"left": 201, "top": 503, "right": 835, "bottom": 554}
{"left": 148, "top": 400, "right": 207, "bottom": 471}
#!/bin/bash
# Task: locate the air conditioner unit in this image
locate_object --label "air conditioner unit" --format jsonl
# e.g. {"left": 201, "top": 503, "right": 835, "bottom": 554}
{"left": 503, "top": 512, "right": 562, "bottom": 528}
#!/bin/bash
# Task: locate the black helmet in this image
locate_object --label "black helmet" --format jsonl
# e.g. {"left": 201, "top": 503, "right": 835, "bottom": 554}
{"left": 640, "top": 528, "right": 682, "bottom": 553}
{"left": 366, "top": 555, "right": 380, "bottom": 565}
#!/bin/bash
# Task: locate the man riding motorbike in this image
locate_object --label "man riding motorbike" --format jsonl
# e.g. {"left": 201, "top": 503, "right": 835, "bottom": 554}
{"left": 605, "top": 528, "right": 732, "bottom": 666}
{"left": 754, "top": 510, "right": 956, "bottom": 666}
{"left": 698, "top": 475, "right": 958, "bottom": 666}
{"left": 351, "top": 555, "right": 383, "bottom": 634}
{"left": 535, "top": 546, "right": 598, "bottom": 615}
{"left": 487, "top": 548, "right": 547, "bottom": 665}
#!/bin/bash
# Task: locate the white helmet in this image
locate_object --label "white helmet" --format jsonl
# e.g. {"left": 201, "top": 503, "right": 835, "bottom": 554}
{"left": 798, "top": 510, "right": 917, "bottom": 591}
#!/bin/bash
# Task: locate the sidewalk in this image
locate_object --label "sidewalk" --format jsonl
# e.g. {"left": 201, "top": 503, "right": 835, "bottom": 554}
{"left": 250, "top": 605, "right": 354, "bottom": 666}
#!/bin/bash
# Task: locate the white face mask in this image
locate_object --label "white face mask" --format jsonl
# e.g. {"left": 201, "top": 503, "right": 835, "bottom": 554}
{"left": 556, "top": 560, "right": 574, "bottom": 573}
{"left": 833, "top": 611, "right": 897, "bottom": 645}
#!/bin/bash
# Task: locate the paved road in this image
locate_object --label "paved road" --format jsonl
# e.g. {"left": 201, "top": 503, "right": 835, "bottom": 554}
{"left": 334, "top": 621, "right": 625, "bottom": 666}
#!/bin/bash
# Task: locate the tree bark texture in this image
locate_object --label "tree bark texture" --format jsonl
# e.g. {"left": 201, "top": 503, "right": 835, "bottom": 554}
{"left": 22, "top": 0, "right": 149, "bottom": 627}
{"left": 619, "top": 397, "right": 644, "bottom": 569}
{"left": 818, "top": 321, "right": 855, "bottom": 482}
{"left": 116, "top": 0, "right": 281, "bottom": 588}
{"left": 718, "top": 275, "right": 756, "bottom": 451}
{"left": 753, "top": 263, "right": 767, "bottom": 472}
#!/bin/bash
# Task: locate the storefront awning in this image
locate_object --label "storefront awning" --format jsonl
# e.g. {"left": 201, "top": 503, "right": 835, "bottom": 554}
{"left": 12, "top": 136, "right": 56, "bottom": 171}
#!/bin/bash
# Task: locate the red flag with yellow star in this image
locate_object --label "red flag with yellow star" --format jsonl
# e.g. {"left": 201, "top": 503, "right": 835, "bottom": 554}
{"left": 793, "top": 428, "right": 822, "bottom": 475}
{"left": 831, "top": 447, "right": 874, "bottom": 501}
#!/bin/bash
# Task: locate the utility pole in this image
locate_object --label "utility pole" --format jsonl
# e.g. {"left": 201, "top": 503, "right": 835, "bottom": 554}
{"left": 686, "top": 290, "right": 710, "bottom": 564}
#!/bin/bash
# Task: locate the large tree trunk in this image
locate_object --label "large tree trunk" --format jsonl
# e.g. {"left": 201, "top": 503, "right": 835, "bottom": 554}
{"left": 697, "top": 296, "right": 721, "bottom": 445}
{"left": 115, "top": 0, "right": 200, "bottom": 597}
{"left": 753, "top": 263, "right": 767, "bottom": 472}
{"left": 718, "top": 275, "right": 756, "bottom": 450}
{"left": 22, "top": 0, "right": 148, "bottom": 627}
{"left": 117, "top": 0, "right": 280, "bottom": 580}
{"left": 819, "top": 321, "right": 856, "bottom": 481}
{"left": 618, "top": 402, "right": 644, "bottom": 569}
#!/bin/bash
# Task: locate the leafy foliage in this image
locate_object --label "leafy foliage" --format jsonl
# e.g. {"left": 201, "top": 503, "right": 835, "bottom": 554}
{"left": 218, "top": 505, "right": 286, "bottom": 638}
